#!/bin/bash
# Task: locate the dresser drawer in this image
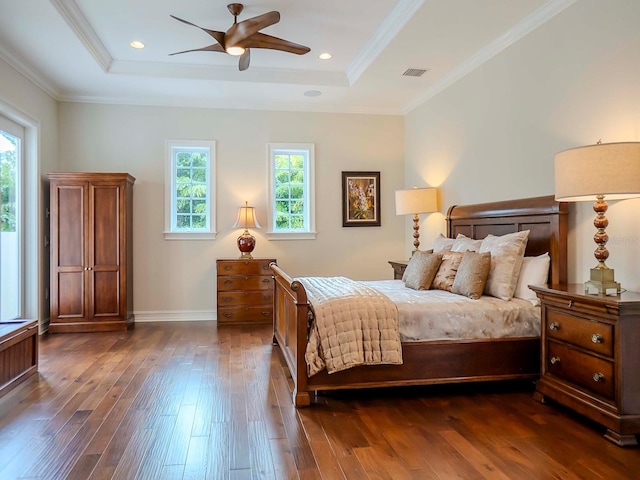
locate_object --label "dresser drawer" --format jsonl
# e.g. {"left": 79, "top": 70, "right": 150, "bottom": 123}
{"left": 546, "top": 309, "right": 613, "bottom": 357}
{"left": 217, "top": 260, "right": 274, "bottom": 275}
{"left": 217, "top": 275, "right": 273, "bottom": 291}
{"left": 547, "top": 341, "right": 614, "bottom": 400}
{"left": 218, "top": 306, "right": 273, "bottom": 323}
{"left": 217, "top": 291, "right": 273, "bottom": 307}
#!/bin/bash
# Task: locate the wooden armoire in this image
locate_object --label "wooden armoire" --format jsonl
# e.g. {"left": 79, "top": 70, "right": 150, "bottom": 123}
{"left": 49, "top": 173, "right": 135, "bottom": 333}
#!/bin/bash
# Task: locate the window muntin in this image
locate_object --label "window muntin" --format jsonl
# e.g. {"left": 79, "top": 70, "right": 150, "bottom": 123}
{"left": 267, "top": 143, "right": 315, "bottom": 240}
{"left": 164, "top": 140, "right": 216, "bottom": 240}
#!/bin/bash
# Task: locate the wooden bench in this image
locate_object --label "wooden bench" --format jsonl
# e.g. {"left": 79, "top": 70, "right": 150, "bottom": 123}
{"left": 0, "top": 320, "right": 38, "bottom": 399}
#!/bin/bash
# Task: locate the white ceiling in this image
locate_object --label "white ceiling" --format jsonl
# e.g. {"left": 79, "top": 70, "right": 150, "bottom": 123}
{"left": 0, "top": 0, "right": 576, "bottom": 115}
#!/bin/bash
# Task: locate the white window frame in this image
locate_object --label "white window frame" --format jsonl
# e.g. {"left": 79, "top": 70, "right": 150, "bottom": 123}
{"left": 164, "top": 140, "right": 217, "bottom": 240}
{"left": 267, "top": 143, "right": 316, "bottom": 240}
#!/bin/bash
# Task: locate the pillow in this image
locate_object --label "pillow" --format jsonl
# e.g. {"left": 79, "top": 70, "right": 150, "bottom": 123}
{"left": 450, "top": 233, "right": 482, "bottom": 253}
{"left": 514, "top": 253, "right": 551, "bottom": 305}
{"left": 451, "top": 251, "right": 492, "bottom": 300}
{"left": 432, "top": 234, "right": 454, "bottom": 253}
{"left": 431, "top": 251, "right": 463, "bottom": 292}
{"left": 479, "top": 230, "right": 530, "bottom": 300}
{"left": 402, "top": 251, "right": 443, "bottom": 290}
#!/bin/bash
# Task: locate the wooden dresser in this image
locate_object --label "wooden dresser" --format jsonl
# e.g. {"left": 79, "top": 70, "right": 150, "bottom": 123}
{"left": 388, "top": 260, "right": 408, "bottom": 279}
{"left": 531, "top": 284, "right": 640, "bottom": 446}
{"left": 216, "top": 258, "right": 276, "bottom": 325}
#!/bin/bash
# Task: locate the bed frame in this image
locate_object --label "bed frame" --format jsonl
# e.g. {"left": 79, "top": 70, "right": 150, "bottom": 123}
{"left": 271, "top": 195, "right": 569, "bottom": 407}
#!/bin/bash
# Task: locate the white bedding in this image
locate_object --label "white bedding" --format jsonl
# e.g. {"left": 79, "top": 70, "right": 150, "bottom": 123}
{"left": 362, "top": 280, "right": 540, "bottom": 342}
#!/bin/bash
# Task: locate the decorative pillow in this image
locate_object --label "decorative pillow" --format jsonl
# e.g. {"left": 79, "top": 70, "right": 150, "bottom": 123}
{"left": 432, "top": 251, "right": 464, "bottom": 292}
{"left": 402, "top": 251, "right": 443, "bottom": 290}
{"left": 514, "top": 253, "right": 551, "bottom": 305}
{"left": 450, "top": 233, "right": 482, "bottom": 253}
{"left": 452, "top": 251, "right": 492, "bottom": 300}
{"left": 432, "top": 234, "right": 454, "bottom": 253}
{"left": 479, "top": 230, "right": 530, "bottom": 300}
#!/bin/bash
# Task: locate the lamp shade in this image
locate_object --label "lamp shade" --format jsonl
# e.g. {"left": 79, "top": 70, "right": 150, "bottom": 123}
{"left": 395, "top": 187, "right": 438, "bottom": 215}
{"left": 232, "top": 203, "right": 261, "bottom": 229}
{"left": 555, "top": 142, "right": 640, "bottom": 202}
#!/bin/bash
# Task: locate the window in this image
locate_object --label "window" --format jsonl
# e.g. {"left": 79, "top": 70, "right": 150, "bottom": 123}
{"left": 0, "top": 115, "right": 23, "bottom": 319}
{"left": 267, "top": 143, "right": 315, "bottom": 240}
{"left": 164, "top": 140, "right": 216, "bottom": 240}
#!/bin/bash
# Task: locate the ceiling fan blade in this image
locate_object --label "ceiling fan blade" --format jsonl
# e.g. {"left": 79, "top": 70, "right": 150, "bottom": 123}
{"left": 170, "top": 15, "right": 226, "bottom": 48}
{"left": 225, "top": 11, "right": 280, "bottom": 47}
{"left": 238, "top": 48, "right": 251, "bottom": 71}
{"left": 169, "top": 44, "right": 225, "bottom": 56}
{"left": 242, "top": 32, "right": 310, "bottom": 55}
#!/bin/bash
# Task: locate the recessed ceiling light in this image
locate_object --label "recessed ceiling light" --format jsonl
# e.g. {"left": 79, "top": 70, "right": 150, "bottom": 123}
{"left": 130, "top": 41, "right": 145, "bottom": 49}
{"left": 304, "top": 90, "right": 322, "bottom": 97}
{"left": 318, "top": 52, "right": 332, "bottom": 60}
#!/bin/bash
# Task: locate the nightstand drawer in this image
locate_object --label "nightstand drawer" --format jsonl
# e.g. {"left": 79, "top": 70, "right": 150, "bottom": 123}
{"left": 546, "top": 309, "right": 613, "bottom": 357}
{"left": 217, "top": 275, "right": 273, "bottom": 291}
{"left": 217, "top": 291, "right": 273, "bottom": 307}
{"left": 547, "top": 341, "right": 614, "bottom": 400}
{"left": 218, "top": 306, "right": 273, "bottom": 323}
{"left": 217, "top": 260, "right": 273, "bottom": 275}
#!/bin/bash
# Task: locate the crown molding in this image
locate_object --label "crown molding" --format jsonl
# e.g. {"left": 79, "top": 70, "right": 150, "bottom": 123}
{"left": 0, "top": 43, "right": 61, "bottom": 100}
{"left": 109, "top": 60, "right": 349, "bottom": 86}
{"left": 346, "top": 0, "right": 425, "bottom": 85}
{"left": 403, "top": 0, "right": 578, "bottom": 114}
{"left": 49, "top": 0, "right": 112, "bottom": 72}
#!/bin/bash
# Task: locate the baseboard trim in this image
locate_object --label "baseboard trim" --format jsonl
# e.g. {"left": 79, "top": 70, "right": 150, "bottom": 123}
{"left": 133, "top": 310, "right": 216, "bottom": 323}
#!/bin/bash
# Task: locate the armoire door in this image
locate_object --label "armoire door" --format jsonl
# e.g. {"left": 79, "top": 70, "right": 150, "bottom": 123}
{"left": 50, "top": 181, "right": 88, "bottom": 323}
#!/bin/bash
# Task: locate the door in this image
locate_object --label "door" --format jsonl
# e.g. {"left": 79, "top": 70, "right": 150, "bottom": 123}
{"left": 51, "top": 181, "right": 88, "bottom": 322}
{"left": 90, "top": 182, "right": 123, "bottom": 320}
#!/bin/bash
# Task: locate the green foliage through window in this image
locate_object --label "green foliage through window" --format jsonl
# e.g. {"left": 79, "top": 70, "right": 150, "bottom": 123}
{"left": 273, "top": 150, "right": 306, "bottom": 232}
{"left": 173, "top": 148, "right": 209, "bottom": 230}
{"left": 1, "top": 132, "right": 17, "bottom": 232}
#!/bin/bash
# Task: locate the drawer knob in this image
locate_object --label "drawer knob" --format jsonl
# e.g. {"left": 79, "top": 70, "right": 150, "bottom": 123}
{"left": 549, "top": 322, "right": 560, "bottom": 331}
{"left": 224, "top": 280, "right": 233, "bottom": 285}
{"left": 224, "top": 265, "right": 232, "bottom": 270}
{"left": 591, "top": 333, "right": 603, "bottom": 344}
{"left": 262, "top": 278, "right": 271, "bottom": 284}
{"left": 593, "top": 372, "right": 605, "bottom": 382}
{"left": 261, "top": 311, "right": 271, "bottom": 316}
{"left": 223, "top": 312, "right": 232, "bottom": 318}
{"left": 550, "top": 356, "right": 561, "bottom": 365}
{"left": 222, "top": 296, "right": 232, "bottom": 302}
{"left": 262, "top": 295, "right": 271, "bottom": 301}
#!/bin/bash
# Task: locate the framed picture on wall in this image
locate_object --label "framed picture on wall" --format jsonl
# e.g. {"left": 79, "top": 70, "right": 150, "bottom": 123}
{"left": 342, "top": 171, "right": 381, "bottom": 227}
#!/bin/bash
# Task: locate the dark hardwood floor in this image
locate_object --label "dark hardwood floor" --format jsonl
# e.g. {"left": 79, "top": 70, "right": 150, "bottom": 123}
{"left": 0, "top": 321, "right": 639, "bottom": 479}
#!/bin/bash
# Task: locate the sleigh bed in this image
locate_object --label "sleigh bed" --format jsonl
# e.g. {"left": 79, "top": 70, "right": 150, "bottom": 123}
{"left": 271, "top": 195, "right": 569, "bottom": 407}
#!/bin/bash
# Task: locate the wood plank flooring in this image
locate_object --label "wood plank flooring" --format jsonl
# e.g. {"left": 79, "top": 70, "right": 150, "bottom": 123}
{"left": 0, "top": 321, "right": 638, "bottom": 479}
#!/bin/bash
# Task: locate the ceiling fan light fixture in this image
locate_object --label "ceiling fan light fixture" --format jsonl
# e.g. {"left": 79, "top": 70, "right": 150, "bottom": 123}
{"left": 226, "top": 46, "right": 246, "bottom": 56}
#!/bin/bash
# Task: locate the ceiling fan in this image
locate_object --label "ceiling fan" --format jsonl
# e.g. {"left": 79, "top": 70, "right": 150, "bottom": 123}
{"left": 169, "top": 3, "right": 310, "bottom": 71}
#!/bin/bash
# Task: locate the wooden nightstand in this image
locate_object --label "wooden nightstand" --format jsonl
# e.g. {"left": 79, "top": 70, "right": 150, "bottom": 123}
{"left": 531, "top": 284, "right": 640, "bottom": 446}
{"left": 388, "top": 260, "right": 408, "bottom": 279}
{"left": 216, "top": 258, "right": 276, "bottom": 325}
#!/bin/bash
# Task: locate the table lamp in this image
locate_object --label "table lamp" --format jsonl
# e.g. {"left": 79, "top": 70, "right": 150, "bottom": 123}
{"left": 554, "top": 141, "right": 640, "bottom": 294}
{"left": 232, "top": 201, "right": 261, "bottom": 259}
{"left": 395, "top": 187, "right": 438, "bottom": 252}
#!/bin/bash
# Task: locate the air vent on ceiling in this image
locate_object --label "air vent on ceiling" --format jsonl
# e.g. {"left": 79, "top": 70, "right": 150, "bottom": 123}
{"left": 402, "top": 68, "right": 428, "bottom": 77}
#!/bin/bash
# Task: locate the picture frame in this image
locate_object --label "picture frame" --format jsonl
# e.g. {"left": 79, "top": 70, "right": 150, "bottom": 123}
{"left": 342, "top": 171, "right": 381, "bottom": 227}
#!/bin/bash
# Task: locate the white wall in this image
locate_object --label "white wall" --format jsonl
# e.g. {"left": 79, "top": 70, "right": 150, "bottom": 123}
{"left": 405, "top": 0, "right": 640, "bottom": 291}
{"left": 0, "top": 56, "right": 58, "bottom": 329}
{"left": 57, "top": 103, "right": 404, "bottom": 319}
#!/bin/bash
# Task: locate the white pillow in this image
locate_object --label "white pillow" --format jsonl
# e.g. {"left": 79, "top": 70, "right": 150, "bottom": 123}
{"left": 479, "top": 230, "right": 530, "bottom": 300}
{"left": 450, "top": 233, "right": 482, "bottom": 253}
{"left": 432, "top": 234, "right": 454, "bottom": 252}
{"left": 514, "top": 253, "right": 550, "bottom": 306}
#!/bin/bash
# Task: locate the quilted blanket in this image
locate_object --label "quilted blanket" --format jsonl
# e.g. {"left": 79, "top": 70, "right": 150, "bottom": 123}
{"left": 298, "top": 276, "right": 402, "bottom": 376}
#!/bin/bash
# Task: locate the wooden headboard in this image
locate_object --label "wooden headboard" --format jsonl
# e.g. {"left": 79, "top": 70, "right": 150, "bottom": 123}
{"left": 446, "top": 195, "right": 568, "bottom": 286}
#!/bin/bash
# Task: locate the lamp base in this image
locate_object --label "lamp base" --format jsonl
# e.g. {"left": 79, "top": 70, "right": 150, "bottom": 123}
{"left": 585, "top": 267, "right": 620, "bottom": 295}
{"left": 237, "top": 230, "right": 256, "bottom": 260}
